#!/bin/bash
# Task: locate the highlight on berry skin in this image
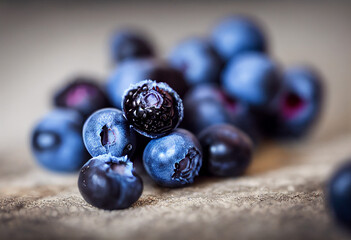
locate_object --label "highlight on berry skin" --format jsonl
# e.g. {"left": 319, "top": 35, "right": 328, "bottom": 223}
{"left": 122, "top": 80, "right": 184, "bottom": 138}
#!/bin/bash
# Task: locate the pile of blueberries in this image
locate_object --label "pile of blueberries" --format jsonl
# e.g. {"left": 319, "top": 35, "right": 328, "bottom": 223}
{"left": 31, "top": 15, "right": 326, "bottom": 211}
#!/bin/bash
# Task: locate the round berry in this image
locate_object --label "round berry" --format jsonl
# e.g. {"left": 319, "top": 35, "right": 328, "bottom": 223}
{"left": 221, "top": 52, "right": 282, "bottom": 107}
{"left": 211, "top": 15, "right": 267, "bottom": 61}
{"left": 143, "top": 129, "right": 202, "bottom": 188}
{"left": 275, "top": 66, "right": 324, "bottom": 138}
{"left": 78, "top": 155, "right": 143, "bottom": 210}
{"left": 31, "top": 109, "right": 89, "bottom": 172}
{"left": 54, "top": 77, "right": 110, "bottom": 117}
{"left": 169, "top": 37, "right": 223, "bottom": 86}
{"left": 328, "top": 161, "right": 351, "bottom": 228}
{"left": 83, "top": 108, "right": 136, "bottom": 157}
{"left": 198, "top": 124, "right": 253, "bottom": 177}
{"left": 110, "top": 29, "right": 155, "bottom": 64}
{"left": 122, "top": 80, "right": 183, "bottom": 138}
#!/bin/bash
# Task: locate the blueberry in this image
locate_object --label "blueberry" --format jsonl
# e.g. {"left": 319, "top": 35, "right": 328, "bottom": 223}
{"left": 78, "top": 154, "right": 143, "bottom": 210}
{"left": 274, "top": 66, "right": 324, "bottom": 138}
{"left": 198, "top": 124, "right": 253, "bottom": 177}
{"left": 221, "top": 52, "right": 282, "bottom": 107}
{"left": 143, "top": 129, "right": 202, "bottom": 188}
{"left": 54, "top": 77, "right": 110, "bottom": 117}
{"left": 183, "top": 84, "right": 260, "bottom": 142}
{"left": 106, "top": 58, "right": 188, "bottom": 108}
{"left": 211, "top": 15, "right": 267, "bottom": 61}
{"left": 328, "top": 161, "right": 351, "bottom": 228}
{"left": 83, "top": 108, "right": 136, "bottom": 157}
{"left": 184, "top": 98, "right": 231, "bottom": 135}
{"left": 31, "top": 109, "right": 89, "bottom": 172}
{"left": 169, "top": 37, "right": 223, "bottom": 86}
{"left": 110, "top": 29, "right": 155, "bottom": 64}
{"left": 122, "top": 80, "right": 183, "bottom": 138}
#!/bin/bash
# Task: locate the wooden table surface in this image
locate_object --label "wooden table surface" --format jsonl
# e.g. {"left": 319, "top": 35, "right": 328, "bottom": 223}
{"left": 1, "top": 1, "right": 351, "bottom": 239}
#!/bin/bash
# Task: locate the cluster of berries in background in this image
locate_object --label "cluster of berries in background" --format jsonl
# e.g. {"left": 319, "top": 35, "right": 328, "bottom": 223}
{"left": 32, "top": 15, "right": 347, "bottom": 215}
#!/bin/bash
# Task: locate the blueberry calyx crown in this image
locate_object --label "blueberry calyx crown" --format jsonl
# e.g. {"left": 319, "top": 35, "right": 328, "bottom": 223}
{"left": 100, "top": 125, "right": 117, "bottom": 147}
{"left": 172, "top": 147, "right": 201, "bottom": 184}
{"left": 107, "top": 156, "right": 134, "bottom": 177}
{"left": 99, "top": 124, "right": 134, "bottom": 156}
{"left": 123, "top": 80, "right": 183, "bottom": 138}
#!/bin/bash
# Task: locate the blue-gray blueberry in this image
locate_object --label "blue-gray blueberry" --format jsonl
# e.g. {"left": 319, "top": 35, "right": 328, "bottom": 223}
{"left": 221, "top": 52, "right": 282, "bottom": 107}
{"left": 31, "top": 109, "right": 89, "bottom": 172}
{"left": 83, "top": 108, "right": 136, "bottom": 157}
{"left": 211, "top": 15, "right": 267, "bottom": 61}
{"left": 169, "top": 37, "right": 223, "bottom": 86}
{"left": 143, "top": 129, "right": 202, "bottom": 188}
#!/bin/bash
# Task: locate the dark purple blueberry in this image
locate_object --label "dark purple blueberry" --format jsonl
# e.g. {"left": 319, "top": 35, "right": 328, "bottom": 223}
{"left": 143, "top": 129, "right": 202, "bottom": 187}
{"left": 83, "top": 108, "right": 136, "bottom": 157}
{"left": 221, "top": 52, "right": 282, "bottom": 107}
{"left": 211, "top": 15, "right": 267, "bottom": 61}
{"left": 106, "top": 58, "right": 188, "bottom": 108}
{"left": 328, "top": 161, "right": 351, "bottom": 229}
{"left": 110, "top": 29, "right": 155, "bottom": 63}
{"left": 54, "top": 77, "right": 110, "bottom": 117}
{"left": 256, "top": 66, "right": 324, "bottom": 139}
{"left": 183, "top": 84, "right": 260, "bottom": 142}
{"left": 275, "top": 66, "right": 324, "bottom": 138}
{"left": 198, "top": 124, "right": 253, "bottom": 177}
{"left": 122, "top": 80, "right": 183, "bottom": 138}
{"left": 78, "top": 155, "right": 143, "bottom": 210}
{"left": 31, "top": 109, "right": 89, "bottom": 172}
{"left": 169, "top": 37, "right": 223, "bottom": 86}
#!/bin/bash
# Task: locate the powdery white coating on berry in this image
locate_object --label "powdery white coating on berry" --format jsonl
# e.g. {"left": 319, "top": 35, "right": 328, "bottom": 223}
{"left": 121, "top": 79, "right": 184, "bottom": 138}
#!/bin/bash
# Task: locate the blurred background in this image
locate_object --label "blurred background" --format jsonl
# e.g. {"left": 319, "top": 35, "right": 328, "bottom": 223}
{"left": 1, "top": 0, "right": 351, "bottom": 155}
{"left": 1, "top": 0, "right": 351, "bottom": 239}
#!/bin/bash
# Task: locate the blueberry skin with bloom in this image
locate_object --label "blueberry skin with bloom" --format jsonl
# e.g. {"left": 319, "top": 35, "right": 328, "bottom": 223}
{"left": 143, "top": 129, "right": 202, "bottom": 188}
{"left": 182, "top": 84, "right": 260, "bottom": 142}
{"left": 198, "top": 124, "right": 253, "bottom": 177}
{"left": 122, "top": 80, "right": 184, "bottom": 138}
{"left": 31, "top": 109, "right": 89, "bottom": 172}
{"left": 328, "top": 161, "right": 351, "bottom": 228}
{"left": 78, "top": 154, "right": 143, "bottom": 210}
{"left": 83, "top": 108, "right": 136, "bottom": 158}
{"left": 273, "top": 66, "right": 324, "bottom": 138}
{"left": 110, "top": 29, "right": 155, "bottom": 64}
{"left": 106, "top": 58, "right": 188, "bottom": 108}
{"left": 222, "top": 52, "right": 282, "bottom": 107}
{"left": 54, "top": 77, "right": 110, "bottom": 117}
{"left": 211, "top": 15, "right": 267, "bottom": 61}
{"left": 168, "top": 37, "right": 223, "bottom": 86}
